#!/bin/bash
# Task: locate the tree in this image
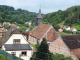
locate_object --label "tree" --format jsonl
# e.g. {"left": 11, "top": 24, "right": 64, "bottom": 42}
{"left": 36, "top": 38, "right": 50, "bottom": 60}
{"left": 31, "top": 38, "right": 53, "bottom": 60}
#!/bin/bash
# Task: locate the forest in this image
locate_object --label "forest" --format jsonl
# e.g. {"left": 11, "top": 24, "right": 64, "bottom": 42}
{"left": 43, "top": 5, "right": 80, "bottom": 30}
{"left": 0, "top": 5, "right": 37, "bottom": 24}
{"left": 0, "top": 5, "right": 80, "bottom": 31}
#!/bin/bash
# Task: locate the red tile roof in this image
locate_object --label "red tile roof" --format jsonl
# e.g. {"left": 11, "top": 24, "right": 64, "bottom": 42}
{"left": 47, "top": 28, "right": 58, "bottom": 41}
{"left": 29, "top": 24, "right": 58, "bottom": 41}
{"left": 29, "top": 24, "right": 51, "bottom": 39}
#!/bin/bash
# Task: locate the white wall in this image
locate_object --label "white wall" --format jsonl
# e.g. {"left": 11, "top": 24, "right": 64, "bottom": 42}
{"left": 65, "top": 27, "right": 70, "bottom": 30}
{"left": 6, "top": 50, "right": 33, "bottom": 60}
{"left": 72, "top": 29, "right": 77, "bottom": 32}
{"left": 5, "top": 34, "right": 29, "bottom": 44}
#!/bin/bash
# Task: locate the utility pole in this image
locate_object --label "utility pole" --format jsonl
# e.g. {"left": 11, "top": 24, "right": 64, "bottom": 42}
{"left": 5, "top": 53, "right": 7, "bottom": 60}
{"left": 19, "top": 54, "right": 21, "bottom": 60}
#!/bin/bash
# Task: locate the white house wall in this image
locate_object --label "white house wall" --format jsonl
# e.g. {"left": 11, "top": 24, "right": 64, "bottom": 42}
{"left": 72, "top": 29, "right": 77, "bottom": 32}
{"left": 5, "top": 34, "right": 28, "bottom": 44}
{"left": 6, "top": 50, "right": 33, "bottom": 60}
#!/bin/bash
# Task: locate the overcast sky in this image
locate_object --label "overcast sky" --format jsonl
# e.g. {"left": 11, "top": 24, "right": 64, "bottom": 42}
{"left": 0, "top": 0, "right": 80, "bottom": 14}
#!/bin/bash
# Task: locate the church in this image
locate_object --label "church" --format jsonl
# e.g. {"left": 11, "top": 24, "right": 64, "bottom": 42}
{"left": 28, "top": 7, "right": 58, "bottom": 45}
{"left": 28, "top": 6, "right": 79, "bottom": 60}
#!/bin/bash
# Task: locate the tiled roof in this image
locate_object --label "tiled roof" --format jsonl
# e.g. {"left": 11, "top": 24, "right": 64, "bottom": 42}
{"left": 0, "top": 27, "right": 19, "bottom": 45}
{"left": 47, "top": 28, "right": 58, "bottom": 41}
{"left": 29, "top": 24, "right": 51, "bottom": 39}
{"left": 29, "top": 24, "right": 58, "bottom": 41}
{"left": 5, "top": 44, "right": 32, "bottom": 51}
{"left": 62, "top": 35, "right": 80, "bottom": 49}
{"left": 62, "top": 35, "right": 80, "bottom": 59}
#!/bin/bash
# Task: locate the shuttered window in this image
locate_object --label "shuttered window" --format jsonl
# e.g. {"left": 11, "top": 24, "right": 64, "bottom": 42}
{"left": 13, "top": 39, "right": 20, "bottom": 44}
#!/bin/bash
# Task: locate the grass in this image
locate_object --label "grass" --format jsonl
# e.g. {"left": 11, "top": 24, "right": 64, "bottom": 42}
{"left": 57, "top": 32, "right": 74, "bottom": 36}
{"left": 0, "top": 54, "right": 12, "bottom": 60}
{"left": 58, "top": 20, "right": 65, "bottom": 25}
{"left": 72, "top": 24, "right": 80, "bottom": 31}
{"left": 31, "top": 44, "right": 36, "bottom": 49}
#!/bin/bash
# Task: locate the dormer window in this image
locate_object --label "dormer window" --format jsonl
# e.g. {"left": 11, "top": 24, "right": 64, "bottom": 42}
{"left": 13, "top": 39, "right": 20, "bottom": 44}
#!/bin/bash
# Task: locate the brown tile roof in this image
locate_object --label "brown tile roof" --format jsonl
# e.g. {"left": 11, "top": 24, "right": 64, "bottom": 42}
{"left": 71, "top": 48, "right": 80, "bottom": 59}
{"left": 22, "top": 32, "right": 29, "bottom": 40}
{"left": 29, "top": 24, "right": 58, "bottom": 41}
{"left": 29, "top": 24, "right": 51, "bottom": 39}
{"left": 0, "top": 27, "right": 20, "bottom": 45}
{"left": 62, "top": 35, "right": 80, "bottom": 59}
{"left": 47, "top": 28, "right": 58, "bottom": 41}
{"left": 62, "top": 35, "right": 80, "bottom": 49}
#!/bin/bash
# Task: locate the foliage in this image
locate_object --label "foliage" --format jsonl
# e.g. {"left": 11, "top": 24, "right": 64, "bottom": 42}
{"left": 0, "top": 54, "right": 12, "bottom": 60}
{"left": 52, "top": 22, "right": 60, "bottom": 30}
{"left": 43, "top": 5, "right": 80, "bottom": 31}
{"left": 31, "top": 38, "right": 71, "bottom": 60}
{"left": 18, "top": 26, "right": 26, "bottom": 32}
{"left": 4, "top": 24, "right": 11, "bottom": 30}
{"left": 35, "top": 39, "right": 39, "bottom": 51}
{"left": 0, "top": 5, "right": 37, "bottom": 24}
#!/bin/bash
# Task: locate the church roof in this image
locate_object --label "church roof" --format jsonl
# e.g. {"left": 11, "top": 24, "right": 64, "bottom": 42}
{"left": 37, "top": 9, "right": 43, "bottom": 18}
{"left": 29, "top": 24, "right": 58, "bottom": 42}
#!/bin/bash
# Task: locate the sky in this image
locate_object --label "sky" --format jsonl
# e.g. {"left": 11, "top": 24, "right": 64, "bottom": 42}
{"left": 0, "top": 0, "right": 80, "bottom": 14}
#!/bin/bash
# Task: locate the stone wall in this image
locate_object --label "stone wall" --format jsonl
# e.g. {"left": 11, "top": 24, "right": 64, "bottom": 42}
{"left": 49, "top": 37, "right": 78, "bottom": 60}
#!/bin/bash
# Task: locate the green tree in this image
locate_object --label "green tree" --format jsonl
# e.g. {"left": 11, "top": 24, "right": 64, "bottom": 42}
{"left": 31, "top": 38, "right": 52, "bottom": 60}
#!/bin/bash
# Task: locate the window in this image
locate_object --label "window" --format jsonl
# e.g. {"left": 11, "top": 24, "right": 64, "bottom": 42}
{"left": 21, "top": 52, "right": 27, "bottom": 56}
{"left": 13, "top": 39, "right": 20, "bottom": 44}
{"left": 11, "top": 52, "right": 16, "bottom": 55}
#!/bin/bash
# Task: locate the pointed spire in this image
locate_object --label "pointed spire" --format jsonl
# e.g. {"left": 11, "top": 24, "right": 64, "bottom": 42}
{"left": 37, "top": 5, "right": 43, "bottom": 18}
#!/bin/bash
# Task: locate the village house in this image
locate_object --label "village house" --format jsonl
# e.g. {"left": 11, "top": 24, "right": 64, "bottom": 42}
{"left": 62, "top": 35, "right": 80, "bottom": 59}
{"left": 25, "top": 21, "right": 32, "bottom": 26}
{"left": 0, "top": 25, "right": 7, "bottom": 38}
{"left": 58, "top": 28, "right": 63, "bottom": 32}
{"left": 70, "top": 27, "right": 77, "bottom": 32}
{"left": 3, "top": 22, "right": 11, "bottom": 26}
{"left": 0, "top": 27, "right": 33, "bottom": 60}
{"left": 64, "top": 26, "right": 71, "bottom": 30}
{"left": 59, "top": 25, "right": 77, "bottom": 32}
{"left": 11, "top": 24, "right": 18, "bottom": 28}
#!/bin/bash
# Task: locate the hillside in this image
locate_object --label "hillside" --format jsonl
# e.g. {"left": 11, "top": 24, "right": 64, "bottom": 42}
{"left": 0, "top": 5, "right": 37, "bottom": 24}
{"left": 43, "top": 5, "right": 80, "bottom": 31}
{"left": 0, "top": 54, "right": 11, "bottom": 60}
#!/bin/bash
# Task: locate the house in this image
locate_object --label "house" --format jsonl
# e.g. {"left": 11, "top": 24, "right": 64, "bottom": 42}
{"left": 0, "top": 25, "right": 6, "bottom": 38}
{"left": 25, "top": 21, "right": 32, "bottom": 25}
{"left": 49, "top": 35, "right": 79, "bottom": 60}
{"left": 70, "top": 28, "right": 77, "bottom": 32}
{"left": 58, "top": 28, "right": 63, "bottom": 32}
{"left": 65, "top": 26, "right": 71, "bottom": 30}
{"left": 0, "top": 27, "right": 33, "bottom": 60}
{"left": 28, "top": 23, "right": 79, "bottom": 60}
{"left": 28, "top": 24, "right": 58, "bottom": 45}
{"left": 26, "top": 28, "right": 30, "bottom": 32}
{"left": 62, "top": 35, "right": 80, "bottom": 60}
{"left": 11, "top": 24, "right": 18, "bottom": 27}
{"left": 3, "top": 22, "right": 11, "bottom": 26}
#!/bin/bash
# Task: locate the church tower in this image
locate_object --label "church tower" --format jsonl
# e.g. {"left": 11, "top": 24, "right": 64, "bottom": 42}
{"left": 36, "top": 5, "right": 43, "bottom": 26}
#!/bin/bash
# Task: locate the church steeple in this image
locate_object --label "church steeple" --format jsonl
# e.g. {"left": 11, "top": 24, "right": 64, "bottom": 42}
{"left": 36, "top": 5, "right": 43, "bottom": 26}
